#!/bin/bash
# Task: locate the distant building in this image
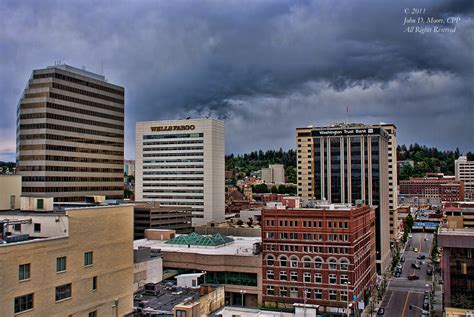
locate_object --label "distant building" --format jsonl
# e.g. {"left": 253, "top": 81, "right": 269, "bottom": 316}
{"left": 124, "top": 160, "right": 135, "bottom": 177}
{"left": 0, "top": 204, "right": 134, "bottom": 316}
{"left": 399, "top": 174, "right": 464, "bottom": 202}
{"left": 133, "top": 246, "right": 163, "bottom": 292}
{"left": 135, "top": 230, "right": 262, "bottom": 306}
{"left": 261, "top": 164, "right": 285, "bottom": 184}
{"left": 398, "top": 160, "right": 415, "bottom": 169}
{"left": 261, "top": 203, "right": 376, "bottom": 313}
{"left": 133, "top": 201, "right": 192, "bottom": 239}
{"left": 0, "top": 175, "right": 21, "bottom": 210}
{"left": 439, "top": 227, "right": 474, "bottom": 311}
{"left": 135, "top": 118, "right": 225, "bottom": 226}
{"left": 455, "top": 156, "right": 474, "bottom": 201}
{"left": 17, "top": 64, "right": 125, "bottom": 202}
{"left": 296, "top": 123, "right": 391, "bottom": 272}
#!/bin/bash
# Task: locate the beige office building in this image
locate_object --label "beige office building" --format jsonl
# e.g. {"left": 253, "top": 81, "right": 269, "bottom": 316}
{"left": 296, "top": 123, "right": 391, "bottom": 272}
{"left": 0, "top": 204, "right": 134, "bottom": 316}
{"left": 17, "top": 64, "right": 124, "bottom": 202}
{"left": 0, "top": 175, "right": 22, "bottom": 210}
{"left": 455, "top": 156, "right": 474, "bottom": 201}
{"left": 135, "top": 119, "right": 225, "bottom": 226}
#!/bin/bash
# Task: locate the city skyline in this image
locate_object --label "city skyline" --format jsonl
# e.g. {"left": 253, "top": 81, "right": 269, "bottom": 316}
{"left": 1, "top": 0, "right": 473, "bottom": 162}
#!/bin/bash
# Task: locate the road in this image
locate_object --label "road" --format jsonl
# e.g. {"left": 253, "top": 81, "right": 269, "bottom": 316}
{"left": 381, "top": 232, "right": 433, "bottom": 317}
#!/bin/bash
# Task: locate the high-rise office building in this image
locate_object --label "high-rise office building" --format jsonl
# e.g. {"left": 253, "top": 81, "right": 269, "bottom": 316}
{"left": 296, "top": 123, "right": 391, "bottom": 272}
{"left": 135, "top": 118, "right": 225, "bottom": 226}
{"left": 261, "top": 164, "right": 285, "bottom": 184}
{"left": 16, "top": 65, "right": 124, "bottom": 202}
{"left": 455, "top": 156, "right": 474, "bottom": 201}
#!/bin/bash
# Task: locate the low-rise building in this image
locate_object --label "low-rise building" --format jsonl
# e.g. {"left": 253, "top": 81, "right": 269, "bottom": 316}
{"left": 134, "top": 230, "right": 262, "bottom": 306}
{"left": 0, "top": 204, "right": 134, "bottom": 316}
{"left": 399, "top": 174, "right": 464, "bottom": 202}
{"left": 455, "top": 156, "right": 474, "bottom": 201}
{"left": 0, "top": 175, "right": 21, "bottom": 210}
{"left": 134, "top": 246, "right": 163, "bottom": 292}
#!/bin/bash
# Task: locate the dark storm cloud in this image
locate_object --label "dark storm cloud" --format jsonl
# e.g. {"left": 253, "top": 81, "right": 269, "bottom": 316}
{"left": 0, "top": 0, "right": 472, "bottom": 160}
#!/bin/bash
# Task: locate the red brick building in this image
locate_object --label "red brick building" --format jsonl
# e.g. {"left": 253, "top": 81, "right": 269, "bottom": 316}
{"left": 261, "top": 204, "right": 376, "bottom": 314}
{"left": 399, "top": 175, "right": 464, "bottom": 202}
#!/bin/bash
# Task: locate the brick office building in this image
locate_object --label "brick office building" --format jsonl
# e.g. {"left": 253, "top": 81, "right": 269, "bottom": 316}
{"left": 399, "top": 174, "right": 464, "bottom": 202}
{"left": 261, "top": 203, "right": 376, "bottom": 314}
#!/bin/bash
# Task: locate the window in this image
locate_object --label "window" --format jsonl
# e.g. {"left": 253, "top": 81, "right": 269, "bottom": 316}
{"left": 280, "top": 287, "right": 287, "bottom": 297}
{"left": 19, "top": 264, "right": 30, "bottom": 281}
{"left": 290, "top": 272, "right": 298, "bottom": 281}
{"left": 176, "top": 310, "right": 186, "bottom": 317}
{"left": 341, "top": 275, "right": 349, "bottom": 285}
{"left": 314, "top": 273, "right": 322, "bottom": 283}
{"left": 279, "top": 256, "right": 288, "bottom": 267}
{"left": 340, "top": 259, "right": 349, "bottom": 270}
{"left": 328, "top": 258, "right": 337, "bottom": 270}
{"left": 280, "top": 271, "right": 287, "bottom": 281}
{"left": 304, "top": 272, "right": 311, "bottom": 283}
{"left": 303, "top": 257, "right": 311, "bottom": 268}
{"left": 34, "top": 223, "right": 41, "bottom": 233}
{"left": 13, "top": 223, "right": 21, "bottom": 231}
{"left": 92, "top": 276, "right": 97, "bottom": 291}
{"left": 290, "top": 256, "right": 299, "bottom": 268}
{"left": 55, "top": 283, "right": 72, "bottom": 301}
{"left": 329, "top": 274, "right": 337, "bottom": 284}
{"left": 266, "top": 270, "right": 274, "bottom": 280}
{"left": 341, "top": 291, "right": 348, "bottom": 302}
{"left": 266, "top": 286, "right": 274, "bottom": 295}
{"left": 315, "top": 289, "right": 323, "bottom": 299}
{"left": 314, "top": 257, "right": 323, "bottom": 269}
{"left": 266, "top": 255, "right": 275, "bottom": 266}
{"left": 329, "top": 290, "right": 337, "bottom": 301}
{"left": 89, "top": 311, "right": 97, "bottom": 317}
{"left": 84, "top": 251, "right": 93, "bottom": 266}
{"left": 290, "top": 287, "right": 298, "bottom": 298}
{"left": 36, "top": 199, "right": 44, "bottom": 209}
{"left": 56, "top": 257, "right": 67, "bottom": 272}
{"left": 14, "top": 293, "right": 34, "bottom": 313}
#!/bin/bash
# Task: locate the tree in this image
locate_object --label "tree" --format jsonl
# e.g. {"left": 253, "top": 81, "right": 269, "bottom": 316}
{"left": 405, "top": 214, "right": 414, "bottom": 230}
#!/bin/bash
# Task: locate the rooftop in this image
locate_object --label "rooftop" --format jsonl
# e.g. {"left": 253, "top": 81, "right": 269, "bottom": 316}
{"left": 440, "top": 227, "right": 474, "bottom": 237}
{"left": 134, "top": 235, "right": 261, "bottom": 257}
{"left": 166, "top": 232, "right": 234, "bottom": 247}
{"left": 48, "top": 64, "right": 106, "bottom": 81}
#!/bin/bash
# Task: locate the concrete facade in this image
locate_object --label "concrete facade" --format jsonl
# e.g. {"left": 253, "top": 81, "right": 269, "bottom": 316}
{"left": 261, "top": 164, "right": 285, "bottom": 184}
{"left": 0, "top": 175, "right": 21, "bottom": 210}
{"left": 0, "top": 205, "right": 134, "bottom": 316}
{"left": 16, "top": 64, "right": 125, "bottom": 202}
{"left": 135, "top": 118, "right": 225, "bottom": 226}
{"left": 455, "top": 156, "right": 474, "bottom": 201}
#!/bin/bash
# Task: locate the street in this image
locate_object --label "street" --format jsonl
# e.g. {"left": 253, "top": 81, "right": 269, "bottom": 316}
{"left": 381, "top": 232, "right": 434, "bottom": 317}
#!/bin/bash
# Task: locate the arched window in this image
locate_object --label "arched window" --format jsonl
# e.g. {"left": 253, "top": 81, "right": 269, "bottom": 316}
{"left": 279, "top": 255, "right": 288, "bottom": 267}
{"left": 314, "top": 257, "right": 323, "bottom": 269}
{"left": 266, "top": 255, "right": 275, "bottom": 266}
{"left": 328, "top": 257, "right": 337, "bottom": 270}
{"left": 303, "top": 256, "right": 312, "bottom": 268}
{"left": 290, "top": 256, "right": 299, "bottom": 268}
{"left": 340, "top": 258, "right": 350, "bottom": 270}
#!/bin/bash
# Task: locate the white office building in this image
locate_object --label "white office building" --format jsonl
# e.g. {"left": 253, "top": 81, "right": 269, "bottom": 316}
{"left": 135, "top": 119, "right": 225, "bottom": 226}
{"left": 456, "top": 156, "right": 474, "bottom": 201}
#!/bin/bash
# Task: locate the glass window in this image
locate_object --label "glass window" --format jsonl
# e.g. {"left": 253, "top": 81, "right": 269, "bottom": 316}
{"left": 266, "top": 286, "right": 274, "bottom": 295}
{"left": 314, "top": 257, "right": 323, "bottom": 269}
{"left": 36, "top": 199, "right": 44, "bottom": 209}
{"left": 266, "top": 255, "right": 275, "bottom": 266}
{"left": 280, "top": 271, "right": 287, "bottom": 281}
{"left": 329, "top": 258, "right": 337, "bottom": 270}
{"left": 92, "top": 276, "right": 97, "bottom": 291}
{"left": 280, "top": 287, "right": 287, "bottom": 297}
{"left": 290, "top": 287, "right": 298, "bottom": 298}
{"left": 84, "top": 251, "right": 93, "bottom": 266}
{"left": 329, "top": 290, "right": 337, "bottom": 300}
{"left": 303, "top": 257, "right": 311, "bottom": 268}
{"left": 14, "top": 223, "right": 21, "bottom": 231}
{"left": 290, "top": 256, "right": 298, "bottom": 268}
{"left": 33, "top": 223, "right": 41, "bottom": 233}
{"left": 55, "top": 283, "right": 72, "bottom": 301}
{"left": 315, "top": 289, "right": 323, "bottom": 299}
{"left": 14, "top": 293, "right": 34, "bottom": 313}
{"left": 19, "top": 263, "right": 31, "bottom": 281}
{"left": 89, "top": 311, "right": 97, "bottom": 317}
{"left": 341, "top": 291, "right": 348, "bottom": 302}
{"left": 304, "top": 272, "right": 311, "bottom": 283}
{"left": 266, "top": 270, "right": 274, "bottom": 280}
{"left": 290, "top": 272, "right": 298, "bottom": 281}
{"left": 279, "top": 256, "right": 288, "bottom": 267}
{"left": 341, "top": 275, "right": 349, "bottom": 285}
{"left": 176, "top": 310, "right": 186, "bottom": 317}
{"left": 341, "top": 259, "right": 349, "bottom": 270}
{"left": 329, "top": 274, "right": 337, "bottom": 284}
{"left": 56, "top": 257, "right": 66, "bottom": 272}
{"left": 314, "top": 273, "right": 322, "bottom": 283}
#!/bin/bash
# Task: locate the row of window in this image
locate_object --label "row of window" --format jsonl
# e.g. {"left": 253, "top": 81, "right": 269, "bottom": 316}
{"left": 143, "top": 133, "right": 203, "bottom": 139}
{"left": 19, "top": 132, "right": 124, "bottom": 147}
{"left": 143, "top": 152, "right": 203, "bottom": 158}
{"left": 143, "top": 140, "right": 203, "bottom": 146}
{"left": 265, "top": 286, "right": 348, "bottom": 301}
{"left": 143, "top": 146, "right": 204, "bottom": 152}
{"left": 265, "top": 231, "right": 349, "bottom": 242}
{"left": 33, "top": 71, "right": 124, "bottom": 96}
{"left": 265, "top": 255, "right": 350, "bottom": 270}
{"left": 18, "top": 165, "right": 123, "bottom": 173}
{"left": 143, "top": 165, "right": 204, "bottom": 169}
{"left": 143, "top": 189, "right": 204, "bottom": 194}
{"left": 265, "top": 244, "right": 350, "bottom": 255}
{"left": 266, "top": 270, "right": 349, "bottom": 285}
{"left": 22, "top": 176, "right": 123, "bottom": 183}
{"left": 142, "top": 177, "right": 204, "bottom": 181}
{"left": 23, "top": 186, "right": 123, "bottom": 193}
{"left": 265, "top": 219, "right": 349, "bottom": 229}
{"left": 19, "top": 123, "right": 123, "bottom": 138}
{"left": 143, "top": 171, "right": 203, "bottom": 175}
{"left": 143, "top": 200, "right": 204, "bottom": 206}
{"left": 19, "top": 155, "right": 122, "bottom": 165}
{"left": 52, "top": 82, "right": 124, "bottom": 104}
{"left": 20, "top": 112, "right": 123, "bottom": 130}
{"left": 49, "top": 92, "right": 123, "bottom": 114}
{"left": 143, "top": 159, "right": 203, "bottom": 163}
{"left": 18, "top": 143, "right": 123, "bottom": 156}
{"left": 143, "top": 184, "right": 203, "bottom": 188}
{"left": 140, "top": 195, "right": 203, "bottom": 200}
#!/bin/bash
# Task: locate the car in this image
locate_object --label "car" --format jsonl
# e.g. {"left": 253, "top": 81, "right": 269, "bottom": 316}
{"left": 376, "top": 308, "right": 385, "bottom": 316}
{"left": 423, "top": 299, "right": 429, "bottom": 310}
{"left": 412, "top": 263, "right": 421, "bottom": 269}
{"left": 417, "top": 255, "right": 426, "bottom": 260}
{"left": 413, "top": 247, "right": 419, "bottom": 252}
{"left": 394, "top": 271, "right": 401, "bottom": 277}
{"left": 409, "top": 234, "right": 413, "bottom": 238}
{"left": 400, "top": 256, "right": 405, "bottom": 262}
{"left": 427, "top": 267, "right": 433, "bottom": 275}
{"left": 408, "top": 274, "right": 419, "bottom": 280}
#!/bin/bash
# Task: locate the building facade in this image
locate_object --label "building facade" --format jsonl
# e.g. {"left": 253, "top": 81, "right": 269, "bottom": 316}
{"left": 296, "top": 123, "right": 391, "bottom": 272}
{"left": 0, "top": 205, "right": 134, "bottom": 316}
{"left": 0, "top": 175, "right": 22, "bottom": 210}
{"left": 16, "top": 64, "right": 124, "bottom": 202}
{"left": 135, "top": 119, "right": 225, "bottom": 226}
{"left": 261, "top": 204, "right": 376, "bottom": 314}
{"left": 124, "top": 160, "right": 136, "bottom": 177}
{"left": 455, "top": 156, "right": 474, "bottom": 201}
{"left": 399, "top": 175, "right": 464, "bottom": 202}
{"left": 261, "top": 164, "right": 285, "bottom": 184}
{"left": 133, "top": 201, "right": 193, "bottom": 239}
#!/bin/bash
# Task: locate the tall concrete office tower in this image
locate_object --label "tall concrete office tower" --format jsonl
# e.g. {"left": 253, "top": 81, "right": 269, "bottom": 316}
{"left": 17, "top": 64, "right": 124, "bottom": 202}
{"left": 135, "top": 118, "right": 225, "bottom": 226}
{"left": 296, "top": 123, "right": 391, "bottom": 273}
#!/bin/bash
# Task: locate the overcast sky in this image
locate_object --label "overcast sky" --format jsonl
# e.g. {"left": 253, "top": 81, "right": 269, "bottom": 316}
{"left": 1, "top": 0, "right": 472, "bottom": 161}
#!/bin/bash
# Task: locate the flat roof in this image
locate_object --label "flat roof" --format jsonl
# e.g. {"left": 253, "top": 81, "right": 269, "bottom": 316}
{"left": 134, "top": 235, "right": 261, "bottom": 257}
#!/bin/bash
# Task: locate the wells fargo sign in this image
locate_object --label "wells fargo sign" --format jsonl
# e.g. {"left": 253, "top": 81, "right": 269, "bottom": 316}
{"left": 151, "top": 125, "right": 196, "bottom": 132}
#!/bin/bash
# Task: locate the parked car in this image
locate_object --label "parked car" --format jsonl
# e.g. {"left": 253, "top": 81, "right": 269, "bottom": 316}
{"left": 427, "top": 267, "right": 433, "bottom": 275}
{"left": 423, "top": 299, "right": 429, "bottom": 310}
{"left": 417, "top": 255, "right": 426, "bottom": 260}
{"left": 408, "top": 274, "right": 419, "bottom": 280}
{"left": 376, "top": 308, "right": 385, "bottom": 316}
{"left": 394, "top": 271, "right": 401, "bottom": 277}
{"left": 413, "top": 247, "right": 419, "bottom": 252}
{"left": 412, "top": 263, "right": 421, "bottom": 269}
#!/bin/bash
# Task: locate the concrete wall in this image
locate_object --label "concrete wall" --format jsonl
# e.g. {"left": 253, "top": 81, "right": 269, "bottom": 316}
{"left": 0, "top": 213, "right": 69, "bottom": 238}
{"left": 0, "top": 205, "right": 134, "bottom": 316}
{"left": 0, "top": 175, "right": 21, "bottom": 210}
{"left": 133, "top": 257, "right": 163, "bottom": 292}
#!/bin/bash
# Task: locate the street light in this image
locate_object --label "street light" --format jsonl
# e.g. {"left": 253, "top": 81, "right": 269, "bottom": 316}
{"left": 345, "top": 281, "right": 351, "bottom": 317}
{"left": 239, "top": 290, "right": 246, "bottom": 307}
